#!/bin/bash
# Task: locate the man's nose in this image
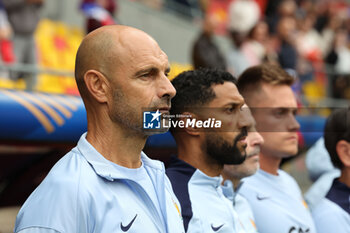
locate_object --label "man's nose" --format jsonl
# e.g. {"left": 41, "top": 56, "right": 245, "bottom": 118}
{"left": 159, "top": 74, "right": 176, "bottom": 99}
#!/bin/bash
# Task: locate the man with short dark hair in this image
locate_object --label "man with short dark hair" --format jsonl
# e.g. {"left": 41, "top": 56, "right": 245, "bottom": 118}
{"left": 237, "top": 64, "right": 316, "bottom": 233}
{"left": 14, "top": 25, "right": 185, "bottom": 233}
{"left": 310, "top": 108, "right": 350, "bottom": 233}
{"left": 166, "top": 68, "right": 249, "bottom": 232}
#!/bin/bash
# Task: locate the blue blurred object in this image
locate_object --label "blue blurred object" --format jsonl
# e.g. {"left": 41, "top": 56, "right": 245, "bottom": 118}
{"left": 0, "top": 89, "right": 87, "bottom": 143}
{"left": 145, "top": 131, "right": 176, "bottom": 148}
{"left": 296, "top": 115, "right": 326, "bottom": 147}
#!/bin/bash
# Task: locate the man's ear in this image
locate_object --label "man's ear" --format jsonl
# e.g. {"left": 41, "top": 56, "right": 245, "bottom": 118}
{"left": 84, "top": 70, "right": 110, "bottom": 103}
{"left": 336, "top": 140, "right": 350, "bottom": 167}
{"left": 181, "top": 112, "right": 201, "bottom": 136}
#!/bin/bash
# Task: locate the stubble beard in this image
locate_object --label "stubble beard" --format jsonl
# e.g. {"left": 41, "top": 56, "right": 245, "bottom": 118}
{"left": 111, "top": 90, "right": 144, "bottom": 135}
{"left": 111, "top": 90, "right": 172, "bottom": 136}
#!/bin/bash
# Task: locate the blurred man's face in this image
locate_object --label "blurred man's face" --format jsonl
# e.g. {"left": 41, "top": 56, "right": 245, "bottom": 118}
{"left": 204, "top": 14, "right": 219, "bottom": 35}
{"left": 223, "top": 106, "right": 264, "bottom": 180}
{"left": 201, "top": 82, "right": 249, "bottom": 165}
{"left": 277, "top": 17, "right": 296, "bottom": 40}
{"left": 250, "top": 83, "right": 300, "bottom": 159}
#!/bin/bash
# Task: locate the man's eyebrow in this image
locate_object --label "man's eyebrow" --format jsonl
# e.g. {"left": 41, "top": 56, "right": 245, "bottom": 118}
{"left": 223, "top": 102, "right": 240, "bottom": 107}
{"left": 134, "top": 67, "right": 157, "bottom": 76}
{"left": 275, "top": 107, "right": 289, "bottom": 111}
{"left": 236, "top": 100, "right": 245, "bottom": 109}
{"left": 281, "top": 107, "right": 298, "bottom": 112}
{"left": 222, "top": 102, "right": 245, "bottom": 110}
{"left": 134, "top": 66, "right": 170, "bottom": 77}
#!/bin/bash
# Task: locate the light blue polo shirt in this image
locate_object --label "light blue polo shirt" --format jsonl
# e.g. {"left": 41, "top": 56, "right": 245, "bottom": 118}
{"left": 166, "top": 156, "right": 243, "bottom": 233}
{"left": 15, "top": 133, "right": 185, "bottom": 233}
{"left": 222, "top": 180, "right": 258, "bottom": 233}
{"left": 305, "top": 171, "right": 350, "bottom": 233}
{"left": 239, "top": 169, "right": 316, "bottom": 233}
{"left": 312, "top": 198, "right": 350, "bottom": 233}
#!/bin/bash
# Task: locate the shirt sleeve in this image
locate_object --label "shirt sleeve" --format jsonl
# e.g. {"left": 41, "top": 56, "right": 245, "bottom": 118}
{"left": 17, "top": 227, "right": 61, "bottom": 233}
{"left": 312, "top": 199, "right": 350, "bottom": 233}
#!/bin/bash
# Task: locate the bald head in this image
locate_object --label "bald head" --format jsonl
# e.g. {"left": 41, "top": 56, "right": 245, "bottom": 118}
{"left": 75, "top": 25, "right": 160, "bottom": 100}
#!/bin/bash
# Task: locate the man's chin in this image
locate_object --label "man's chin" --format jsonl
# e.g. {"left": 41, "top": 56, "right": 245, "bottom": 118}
{"left": 279, "top": 149, "right": 298, "bottom": 158}
{"left": 286, "top": 144, "right": 299, "bottom": 155}
{"left": 225, "top": 152, "right": 246, "bottom": 165}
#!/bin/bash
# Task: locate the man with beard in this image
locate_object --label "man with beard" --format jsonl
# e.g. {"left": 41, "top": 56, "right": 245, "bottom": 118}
{"left": 221, "top": 105, "right": 264, "bottom": 233}
{"left": 166, "top": 68, "right": 249, "bottom": 233}
{"left": 236, "top": 64, "right": 316, "bottom": 233}
{"left": 14, "top": 25, "right": 185, "bottom": 233}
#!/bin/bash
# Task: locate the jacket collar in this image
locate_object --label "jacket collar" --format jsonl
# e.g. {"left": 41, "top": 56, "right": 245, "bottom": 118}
{"left": 169, "top": 156, "right": 223, "bottom": 188}
{"left": 221, "top": 180, "right": 243, "bottom": 205}
{"left": 304, "top": 169, "right": 341, "bottom": 209}
{"left": 76, "top": 132, "right": 163, "bottom": 181}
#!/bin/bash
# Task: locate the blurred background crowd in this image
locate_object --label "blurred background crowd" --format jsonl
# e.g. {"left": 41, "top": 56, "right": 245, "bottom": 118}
{"left": 0, "top": 0, "right": 349, "bottom": 103}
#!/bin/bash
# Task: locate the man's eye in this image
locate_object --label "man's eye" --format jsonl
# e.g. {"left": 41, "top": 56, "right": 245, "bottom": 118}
{"left": 274, "top": 108, "right": 289, "bottom": 118}
{"left": 141, "top": 73, "right": 151, "bottom": 78}
{"left": 226, "top": 105, "right": 237, "bottom": 113}
{"left": 226, "top": 107, "right": 234, "bottom": 113}
{"left": 275, "top": 110, "right": 284, "bottom": 117}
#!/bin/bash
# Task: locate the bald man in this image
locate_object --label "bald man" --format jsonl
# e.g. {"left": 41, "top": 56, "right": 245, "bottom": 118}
{"left": 14, "top": 25, "right": 185, "bottom": 233}
{"left": 222, "top": 105, "right": 264, "bottom": 233}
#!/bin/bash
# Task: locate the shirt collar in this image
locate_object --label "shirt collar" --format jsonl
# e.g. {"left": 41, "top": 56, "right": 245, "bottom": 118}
{"left": 170, "top": 156, "right": 223, "bottom": 188}
{"left": 221, "top": 180, "right": 243, "bottom": 205}
{"left": 76, "top": 132, "right": 163, "bottom": 181}
{"left": 193, "top": 167, "right": 223, "bottom": 188}
{"left": 221, "top": 180, "right": 234, "bottom": 202}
